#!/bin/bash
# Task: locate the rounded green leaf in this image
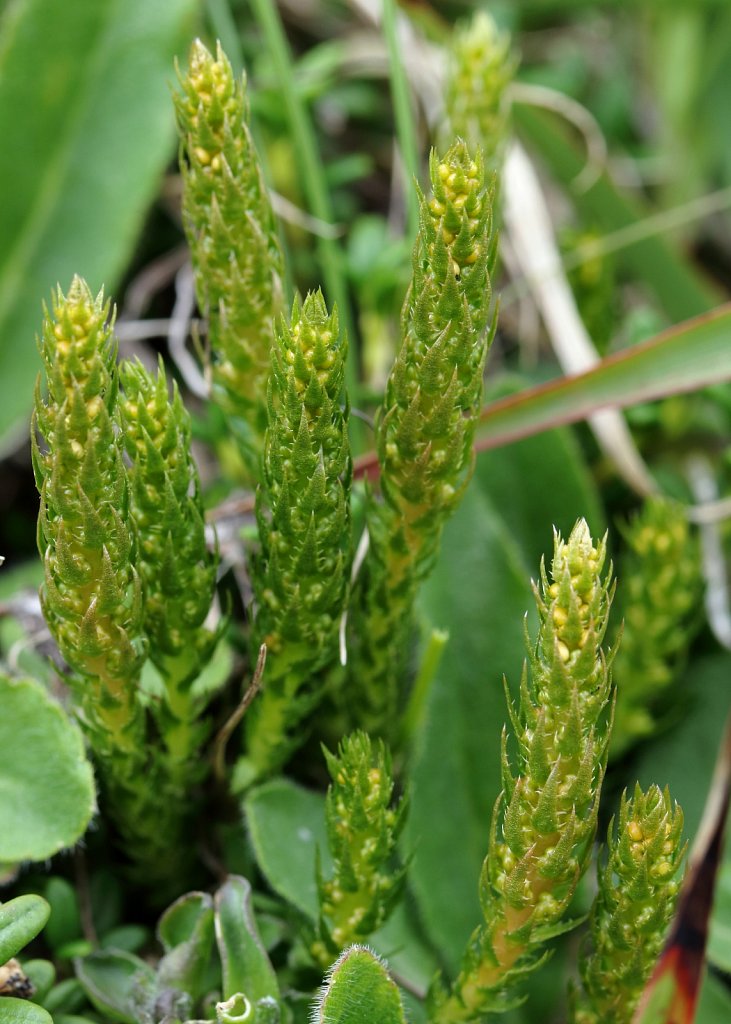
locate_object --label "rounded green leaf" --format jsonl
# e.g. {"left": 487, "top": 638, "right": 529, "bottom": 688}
{"left": 314, "top": 946, "right": 407, "bottom": 1024}
{"left": 0, "top": 998, "right": 52, "bottom": 1024}
{"left": 0, "top": 675, "right": 95, "bottom": 862}
{"left": 0, "top": 895, "right": 50, "bottom": 963}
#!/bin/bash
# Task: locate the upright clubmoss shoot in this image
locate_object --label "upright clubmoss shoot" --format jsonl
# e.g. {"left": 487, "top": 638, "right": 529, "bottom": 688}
{"left": 32, "top": 278, "right": 146, "bottom": 761}
{"left": 443, "top": 11, "right": 516, "bottom": 166}
{"left": 174, "top": 39, "right": 284, "bottom": 471}
{"left": 119, "top": 357, "right": 219, "bottom": 785}
{"left": 312, "top": 732, "right": 407, "bottom": 967}
{"left": 33, "top": 280, "right": 223, "bottom": 887}
{"left": 236, "top": 291, "right": 351, "bottom": 789}
{"left": 348, "top": 140, "right": 497, "bottom": 734}
{"left": 611, "top": 498, "right": 701, "bottom": 758}
{"left": 572, "top": 785, "right": 685, "bottom": 1024}
{"left": 429, "top": 521, "right": 614, "bottom": 1021}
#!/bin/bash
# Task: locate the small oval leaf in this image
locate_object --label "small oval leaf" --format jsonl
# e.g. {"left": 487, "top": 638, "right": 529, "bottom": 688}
{"left": 0, "top": 895, "right": 50, "bottom": 963}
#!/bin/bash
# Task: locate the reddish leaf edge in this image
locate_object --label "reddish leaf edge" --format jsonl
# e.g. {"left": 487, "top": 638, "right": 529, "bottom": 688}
{"left": 353, "top": 302, "right": 731, "bottom": 481}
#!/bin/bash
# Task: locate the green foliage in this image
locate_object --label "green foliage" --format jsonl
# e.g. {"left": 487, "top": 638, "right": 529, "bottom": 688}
{"left": 348, "top": 140, "right": 497, "bottom": 734}
{"left": 314, "top": 946, "right": 408, "bottom": 1024}
{"left": 237, "top": 291, "right": 352, "bottom": 788}
{"left": 119, "top": 358, "right": 221, "bottom": 794}
{"left": 611, "top": 498, "right": 702, "bottom": 757}
{"left": 312, "top": 733, "right": 407, "bottom": 966}
{"left": 174, "top": 38, "right": 285, "bottom": 471}
{"left": 429, "top": 521, "right": 614, "bottom": 1021}
{"left": 0, "top": 0, "right": 197, "bottom": 454}
{"left": 442, "top": 11, "right": 516, "bottom": 165}
{"left": 33, "top": 279, "right": 146, "bottom": 759}
{"left": 0, "top": 895, "right": 51, "bottom": 1024}
{"left": 32, "top": 280, "right": 221, "bottom": 884}
{"left": 119, "top": 357, "right": 218, "bottom": 684}
{"left": 572, "top": 784, "right": 685, "bottom": 1024}
{"left": 72, "top": 876, "right": 280, "bottom": 1024}
{"left": 7, "top": 7, "right": 730, "bottom": 1023}
{"left": 0, "top": 675, "right": 94, "bottom": 863}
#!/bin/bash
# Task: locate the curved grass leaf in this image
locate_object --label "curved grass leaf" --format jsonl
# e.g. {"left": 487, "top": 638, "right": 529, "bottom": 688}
{"left": 353, "top": 305, "right": 731, "bottom": 478}
{"left": 477, "top": 304, "right": 731, "bottom": 451}
{"left": 514, "top": 103, "right": 720, "bottom": 321}
{"left": 0, "top": 0, "right": 198, "bottom": 454}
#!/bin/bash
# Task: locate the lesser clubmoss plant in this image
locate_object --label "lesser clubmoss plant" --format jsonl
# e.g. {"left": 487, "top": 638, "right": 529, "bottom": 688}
{"left": 32, "top": 279, "right": 146, "bottom": 766}
{"left": 572, "top": 784, "right": 685, "bottom": 1024}
{"left": 33, "top": 280, "right": 219, "bottom": 885}
{"left": 174, "top": 38, "right": 284, "bottom": 472}
{"left": 235, "top": 292, "right": 352, "bottom": 789}
{"left": 610, "top": 497, "right": 701, "bottom": 758}
{"left": 442, "top": 11, "right": 516, "bottom": 168}
{"left": 311, "top": 732, "right": 407, "bottom": 967}
{"left": 347, "top": 140, "right": 497, "bottom": 735}
{"left": 119, "top": 357, "right": 219, "bottom": 788}
{"left": 428, "top": 521, "right": 614, "bottom": 1021}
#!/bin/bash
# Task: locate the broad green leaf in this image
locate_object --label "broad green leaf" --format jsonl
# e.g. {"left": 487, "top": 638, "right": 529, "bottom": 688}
{"left": 0, "top": 999, "right": 52, "bottom": 1024}
{"left": 74, "top": 950, "right": 156, "bottom": 1024}
{"left": 477, "top": 304, "right": 731, "bottom": 451}
{"left": 313, "top": 947, "right": 407, "bottom": 1024}
{"left": 0, "top": 676, "right": 95, "bottom": 862}
{"left": 0, "top": 0, "right": 199, "bottom": 453}
{"left": 406, "top": 484, "right": 533, "bottom": 972}
{"left": 514, "top": 103, "right": 719, "bottom": 322}
{"left": 474, "top": 385, "right": 604, "bottom": 568}
{"left": 214, "top": 876, "right": 279, "bottom": 1004}
{"left": 0, "top": 895, "right": 50, "bottom": 963}
{"left": 634, "top": 654, "right": 731, "bottom": 843}
{"left": 245, "top": 779, "right": 330, "bottom": 921}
